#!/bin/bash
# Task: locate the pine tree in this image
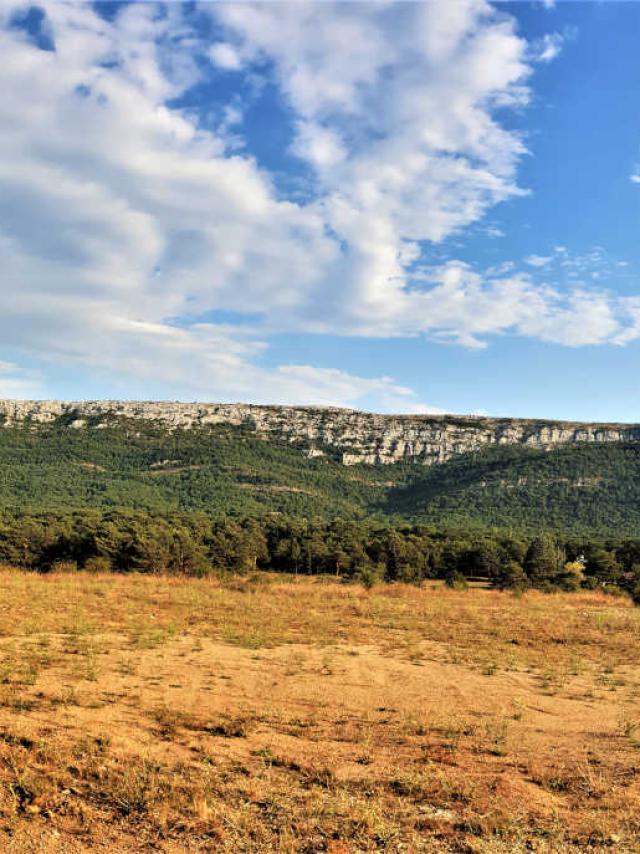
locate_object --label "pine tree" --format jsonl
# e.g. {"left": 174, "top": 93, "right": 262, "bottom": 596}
{"left": 524, "top": 535, "right": 558, "bottom": 586}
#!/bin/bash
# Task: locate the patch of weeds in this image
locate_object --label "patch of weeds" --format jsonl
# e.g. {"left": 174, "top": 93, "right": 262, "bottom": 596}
{"left": 568, "top": 654, "right": 584, "bottom": 676}
{"left": 0, "top": 645, "right": 17, "bottom": 684}
{"left": 283, "top": 717, "right": 313, "bottom": 738}
{"left": 616, "top": 713, "right": 638, "bottom": 741}
{"left": 94, "top": 758, "right": 165, "bottom": 816}
{"left": 21, "top": 656, "right": 40, "bottom": 686}
{"left": 252, "top": 744, "right": 274, "bottom": 759}
{"left": 193, "top": 714, "right": 253, "bottom": 738}
{"left": 435, "top": 771, "right": 476, "bottom": 806}
{"left": 511, "top": 697, "right": 526, "bottom": 721}
{"left": 483, "top": 718, "right": 509, "bottom": 757}
{"left": 400, "top": 713, "right": 428, "bottom": 737}
{"left": 83, "top": 651, "right": 100, "bottom": 682}
{"left": 505, "top": 650, "right": 520, "bottom": 671}
{"left": 482, "top": 659, "right": 499, "bottom": 676}
{"left": 0, "top": 730, "right": 36, "bottom": 750}
{"left": 539, "top": 666, "right": 564, "bottom": 695}
{"left": 544, "top": 775, "right": 570, "bottom": 793}
{"left": 0, "top": 686, "right": 36, "bottom": 712}
{"left": 221, "top": 627, "right": 268, "bottom": 649}
{"left": 152, "top": 705, "right": 186, "bottom": 738}
{"left": 73, "top": 733, "right": 111, "bottom": 759}
{"left": 388, "top": 770, "right": 430, "bottom": 798}
{"left": 55, "top": 685, "right": 80, "bottom": 707}
{"left": 61, "top": 620, "right": 96, "bottom": 654}
{"left": 117, "top": 656, "right": 137, "bottom": 676}
{"left": 284, "top": 650, "right": 307, "bottom": 676}
{"left": 128, "top": 621, "right": 177, "bottom": 650}
{"left": 439, "top": 716, "right": 475, "bottom": 752}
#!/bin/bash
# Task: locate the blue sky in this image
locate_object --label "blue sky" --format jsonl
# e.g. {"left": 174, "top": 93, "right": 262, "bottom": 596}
{"left": 2, "top": 1, "right": 640, "bottom": 419}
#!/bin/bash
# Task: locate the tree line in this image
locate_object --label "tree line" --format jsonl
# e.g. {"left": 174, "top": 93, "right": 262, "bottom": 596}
{"left": 1, "top": 510, "right": 639, "bottom": 602}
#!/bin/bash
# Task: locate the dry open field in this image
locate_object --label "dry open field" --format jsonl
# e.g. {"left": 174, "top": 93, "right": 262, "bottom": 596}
{"left": 0, "top": 570, "right": 639, "bottom": 853}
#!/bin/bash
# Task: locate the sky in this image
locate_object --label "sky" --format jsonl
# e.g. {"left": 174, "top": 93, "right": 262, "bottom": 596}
{"left": 1, "top": 0, "right": 640, "bottom": 420}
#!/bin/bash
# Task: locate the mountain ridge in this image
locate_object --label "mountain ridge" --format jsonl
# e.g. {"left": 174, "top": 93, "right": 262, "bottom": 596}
{"left": 1, "top": 399, "right": 639, "bottom": 467}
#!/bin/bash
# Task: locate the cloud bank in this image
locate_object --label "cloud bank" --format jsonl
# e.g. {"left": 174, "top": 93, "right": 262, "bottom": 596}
{"left": 0, "top": 1, "right": 635, "bottom": 409}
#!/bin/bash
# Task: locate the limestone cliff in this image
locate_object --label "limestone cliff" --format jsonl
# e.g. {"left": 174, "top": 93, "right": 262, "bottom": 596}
{"left": 0, "top": 399, "right": 638, "bottom": 466}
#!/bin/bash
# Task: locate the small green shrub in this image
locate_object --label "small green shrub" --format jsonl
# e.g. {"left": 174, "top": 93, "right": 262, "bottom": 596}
{"left": 49, "top": 560, "right": 78, "bottom": 574}
{"left": 445, "top": 571, "right": 468, "bottom": 590}
{"left": 492, "top": 561, "right": 528, "bottom": 591}
{"left": 84, "top": 556, "right": 112, "bottom": 574}
{"left": 354, "top": 563, "right": 385, "bottom": 590}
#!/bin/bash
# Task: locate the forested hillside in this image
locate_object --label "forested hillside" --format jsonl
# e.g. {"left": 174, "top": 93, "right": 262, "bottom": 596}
{"left": 385, "top": 443, "right": 640, "bottom": 535}
{"left": 0, "top": 420, "right": 391, "bottom": 518}
{"left": 0, "top": 419, "right": 639, "bottom": 536}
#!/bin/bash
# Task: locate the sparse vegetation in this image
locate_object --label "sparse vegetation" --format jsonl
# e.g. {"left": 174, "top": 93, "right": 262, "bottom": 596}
{"left": 0, "top": 570, "right": 638, "bottom": 851}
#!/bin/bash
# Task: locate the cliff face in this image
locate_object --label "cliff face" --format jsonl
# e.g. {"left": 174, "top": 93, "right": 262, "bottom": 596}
{"left": 1, "top": 400, "right": 639, "bottom": 466}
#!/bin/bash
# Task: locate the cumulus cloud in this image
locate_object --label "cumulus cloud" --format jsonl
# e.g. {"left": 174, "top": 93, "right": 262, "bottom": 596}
{"left": 212, "top": 0, "right": 532, "bottom": 330}
{"left": 0, "top": 2, "right": 357, "bottom": 405}
{"left": 0, "top": 1, "right": 637, "bottom": 412}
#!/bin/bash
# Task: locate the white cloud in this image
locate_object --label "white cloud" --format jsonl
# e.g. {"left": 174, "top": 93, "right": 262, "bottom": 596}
{"left": 517, "top": 290, "right": 620, "bottom": 347}
{"left": 486, "top": 260, "right": 515, "bottom": 276}
{"left": 533, "top": 32, "right": 564, "bottom": 63}
{"left": 269, "top": 365, "right": 424, "bottom": 411}
{"left": 612, "top": 297, "right": 640, "bottom": 346}
{"left": 524, "top": 254, "right": 553, "bottom": 268}
{"left": 209, "top": 42, "right": 242, "bottom": 71}
{"left": 208, "top": 0, "right": 537, "bottom": 336}
{"left": 0, "top": 1, "right": 363, "bottom": 405}
{"left": 0, "top": 361, "right": 44, "bottom": 398}
{"left": 290, "top": 121, "right": 347, "bottom": 169}
{"left": 0, "top": 0, "right": 638, "bottom": 414}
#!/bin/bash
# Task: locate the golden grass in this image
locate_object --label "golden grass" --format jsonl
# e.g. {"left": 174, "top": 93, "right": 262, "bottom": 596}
{"left": 0, "top": 568, "right": 639, "bottom": 851}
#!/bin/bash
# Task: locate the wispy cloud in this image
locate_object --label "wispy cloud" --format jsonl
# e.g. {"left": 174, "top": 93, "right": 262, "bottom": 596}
{"left": 524, "top": 254, "right": 554, "bottom": 268}
{"left": 0, "top": 361, "right": 44, "bottom": 399}
{"left": 532, "top": 32, "right": 564, "bottom": 63}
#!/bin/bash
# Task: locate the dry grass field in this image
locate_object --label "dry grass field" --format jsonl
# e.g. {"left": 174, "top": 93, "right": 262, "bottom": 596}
{"left": 0, "top": 569, "right": 639, "bottom": 852}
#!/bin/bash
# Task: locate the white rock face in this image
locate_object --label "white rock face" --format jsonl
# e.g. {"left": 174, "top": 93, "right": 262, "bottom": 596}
{"left": 0, "top": 400, "right": 638, "bottom": 466}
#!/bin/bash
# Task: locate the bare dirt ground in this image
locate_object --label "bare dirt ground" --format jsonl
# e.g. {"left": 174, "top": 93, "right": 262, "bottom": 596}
{"left": 0, "top": 570, "right": 639, "bottom": 852}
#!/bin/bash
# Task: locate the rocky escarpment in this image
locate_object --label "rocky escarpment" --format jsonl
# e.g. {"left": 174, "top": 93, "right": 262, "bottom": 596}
{"left": 1, "top": 400, "right": 639, "bottom": 466}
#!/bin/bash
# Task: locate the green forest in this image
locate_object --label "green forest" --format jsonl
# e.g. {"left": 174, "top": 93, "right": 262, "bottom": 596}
{"left": 1, "top": 418, "right": 640, "bottom": 598}
{"left": 0, "top": 508, "right": 639, "bottom": 599}
{"left": 0, "top": 419, "right": 640, "bottom": 535}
